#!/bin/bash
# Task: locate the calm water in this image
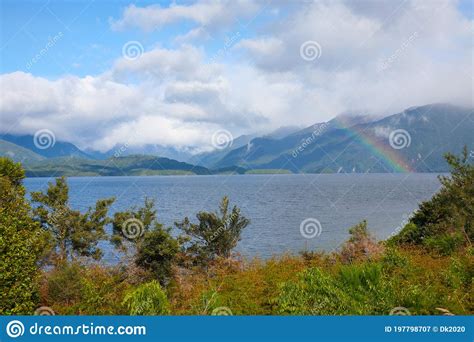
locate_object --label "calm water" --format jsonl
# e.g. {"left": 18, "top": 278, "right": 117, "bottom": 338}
{"left": 24, "top": 174, "right": 442, "bottom": 262}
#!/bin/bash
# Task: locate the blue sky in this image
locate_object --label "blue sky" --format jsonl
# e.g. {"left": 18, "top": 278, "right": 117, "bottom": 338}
{"left": 1, "top": 0, "right": 279, "bottom": 77}
{"left": 0, "top": 0, "right": 472, "bottom": 151}
{"left": 4, "top": 0, "right": 469, "bottom": 78}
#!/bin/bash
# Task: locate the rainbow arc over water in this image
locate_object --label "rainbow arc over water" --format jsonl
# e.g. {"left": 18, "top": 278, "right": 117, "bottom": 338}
{"left": 331, "top": 117, "right": 414, "bottom": 173}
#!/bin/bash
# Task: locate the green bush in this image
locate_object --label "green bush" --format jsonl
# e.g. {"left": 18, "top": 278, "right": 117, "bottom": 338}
{"left": 0, "top": 158, "right": 51, "bottom": 314}
{"left": 45, "top": 262, "right": 84, "bottom": 307}
{"left": 424, "top": 233, "right": 465, "bottom": 256}
{"left": 276, "top": 260, "right": 457, "bottom": 315}
{"left": 122, "top": 280, "right": 169, "bottom": 315}
{"left": 392, "top": 147, "right": 473, "bottom": 254}
{"left": 43, "top": 262, "right": 130, "bottom": 315}
{"left": 339, "top": 221, "right": 383, "bottom": 263}
{"left": 277, "top": 263, "right": 399, "bottom": 315}
{"left": 381, "top": 247, "right": 409, "bottom": 270}
{"left": 389, "top": 223, "right": 420, "bottom": 245}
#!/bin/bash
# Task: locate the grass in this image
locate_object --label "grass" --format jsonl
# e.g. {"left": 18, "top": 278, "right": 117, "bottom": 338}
{"left": 37, "top": 245, "right": 473, "bottom": 315}
{"left": 166, "top": 247, "right": 472, "bottom": 315}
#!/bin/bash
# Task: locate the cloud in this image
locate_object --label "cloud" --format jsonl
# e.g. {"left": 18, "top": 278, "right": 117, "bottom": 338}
{"left": 236, "top": 0, "right": 473, "bottom": 113}
{"left": 112, "top": 44, "right": 215, "bottom": 81}
{"left": 1, "top": 0, "right": 472, "bottom": 154}
{"left": 110, "top": 0, "right": 260, "bottom": 33}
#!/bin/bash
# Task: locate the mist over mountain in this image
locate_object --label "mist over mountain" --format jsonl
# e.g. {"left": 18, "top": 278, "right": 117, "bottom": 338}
{"left": 212, "top": 104, "right": 473, "bottom": 173}
{"left": 0, "top": 104, "right": 472, "bottom": 176}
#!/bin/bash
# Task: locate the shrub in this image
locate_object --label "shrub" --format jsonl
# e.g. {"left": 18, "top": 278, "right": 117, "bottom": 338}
{"left": 122, "top": 280, "right": 169, "bottom": 315}
{"left": 275, "top": 259, "right": 459, "bottom": 315}
{"left": 392, "top": 147, "right": 473, "bottom": 254}
{"left": 424, "top": 233, "right": 465, "bottom": 256}
{"left": 43, "top": 262, "right": 84, "bottom": 308}
{"left": 339, "top": 220, "right": 383, "bottom": 263}
{"left": 42, "top": 262, "right": 130, "bottom": 315}
{"left": 381, "top": 247, "right": 409, "bottom": 271}
{"left": 0, "top": 158, "right": 51, "bottom": 314}
{"left": 277, "top": 267, "right": 355, "bottom": 315}
{"left": 389, "top": 223, "right": 420, "bottom": 245}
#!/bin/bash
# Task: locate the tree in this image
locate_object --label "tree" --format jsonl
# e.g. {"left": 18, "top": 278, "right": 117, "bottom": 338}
{"left": 0, "top": 158, "right": 50, "bottom": 314}
{"left": 112, "top": 198, "right": 179, "bottom": 284}
{"left": 111, "top": 198, "right": 156, "bottom": 252}
{"left": 176, "top": 196, "right": 250, "bottom": 264}
{"left": 392, "top": 147, "right": 473, "bottom": 254}
{"left": 31, "top": 176, "right": 114, "bottom": 263}
{"left": 135, "top": 227, "right": 179, "bottom": 285}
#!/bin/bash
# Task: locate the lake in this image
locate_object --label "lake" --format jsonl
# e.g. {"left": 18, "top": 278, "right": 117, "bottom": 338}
{"left": 24, "top": 173, "right": 442, "bottom": 262}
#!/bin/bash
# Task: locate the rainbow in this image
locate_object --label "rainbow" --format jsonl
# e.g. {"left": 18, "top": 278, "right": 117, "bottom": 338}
{"left": 331, "top": 117, "right": 414, "bottom": 173}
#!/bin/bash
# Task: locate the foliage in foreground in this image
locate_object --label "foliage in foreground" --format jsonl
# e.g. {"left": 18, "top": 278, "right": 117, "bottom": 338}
{"left": 176, "top": 196, "right": 250, "bottom": 264}
{"left": 0, "top": 147, "right": 473, "bottom": 315}
{"left": 111, "top": 198, "right": 180, "bottom": 285}
{"left": 391, "top": 147, "right": 473, "bottom": 254}
{"left": 123, "top": 280, "right": 170, "bottom": 315}
{"left": 31, "top": 176, "right": 115, "bottom": 263}
{"left": 0, "top": 158, "right": 50, "bottom": 314}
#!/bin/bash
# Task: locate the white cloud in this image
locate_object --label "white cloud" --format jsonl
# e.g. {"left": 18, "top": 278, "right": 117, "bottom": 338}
{"left": 110, "top": 0, "right": 260, "bottom": 33}
{"left": 237, "top": 0, "right": 473, "bottom": 114}
{"left": 0, "top": 0, "right": 472, "bottom": 155}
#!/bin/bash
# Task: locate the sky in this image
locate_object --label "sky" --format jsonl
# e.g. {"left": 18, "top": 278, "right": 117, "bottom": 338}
{"left": 0, "top": 0, "right": 473, "bottom": 152}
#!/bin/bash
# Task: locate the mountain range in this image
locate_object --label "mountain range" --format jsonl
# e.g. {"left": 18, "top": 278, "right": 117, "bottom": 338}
{"left": 0, "top": 104, "right": 472, "bottom": 176}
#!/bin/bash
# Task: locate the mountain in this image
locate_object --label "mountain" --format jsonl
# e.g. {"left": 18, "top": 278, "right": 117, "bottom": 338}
{"left": 264, "top": 126, "right": 302, "bottom": 139}
{"left": 213, "top": 120, "right": 337, "bottom": 169}
{"left": 0, "top": 134, "right": 92, "bottom": 159}
{"left": 24, "top": 155, "right": 213, "bottom": 177}
{"left": 1, "top": 104, "right": 472, "bottom": 175}
{"left": 212, "top": 104, "right": 474, "bottom": 173}
{"left": 85, "top": 144, "right": 196, "bottom": 162}
{"left": 189, "top": 127, "right": 302, "bottom": 168}
{"left": 188, "top": 134, "right": 256, "bottom": 167}
{"left": 0, "top": 139, "right": 46, "bottom": 164}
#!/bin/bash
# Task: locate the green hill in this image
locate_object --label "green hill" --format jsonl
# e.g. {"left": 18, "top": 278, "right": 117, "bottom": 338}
{"left": 24, "top": 155, "right": 212, "bottom": 177}
{"left": 213, "top": 104, "right": 474, "bottom": 173}
{"left": 0, "top": 139, "right": 45, "bottom": 164}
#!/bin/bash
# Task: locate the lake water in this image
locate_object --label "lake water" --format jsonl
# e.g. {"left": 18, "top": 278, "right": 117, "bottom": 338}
{"left": 24, "top": 174, "right": 442, "bottom": 262}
